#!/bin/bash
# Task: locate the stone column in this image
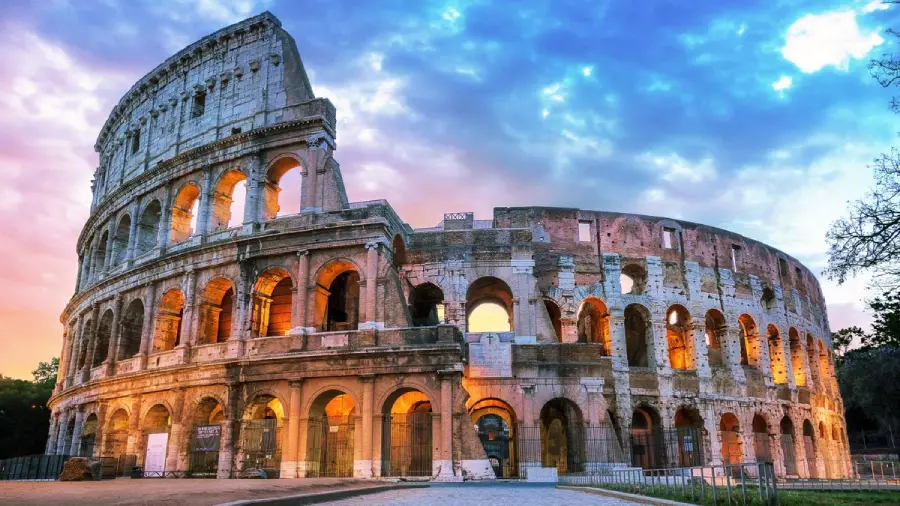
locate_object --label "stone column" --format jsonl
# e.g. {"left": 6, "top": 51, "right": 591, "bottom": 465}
{"left": 104, "top": 295, "right": 123, "bottom": 375}
{"left": 177, "top": 269, "right": 197, "bottom": 364}
{"left": 56, "top": 410, "right": 71, "bottom": 455}
{"left": 102, "top": 220, "right": 116, "bottom": 273}
{"left": 293, "top": 250, "right": 310, "bottom": 333}
{"left": 156, "top": 184, "right": 171, "bottom": 251}
{"left": 651, "top": 321, "right": 671, "bottom": 371}
{"left": 436, "top": 373, "right": 456, "bottom": 479}
{"left": 723, "top": 325, "right": 747, "bottom": 383}
{"left": 69, "top": 408, "right": 85, "bottom": 456}
{"left": 46, "top": 413, "right": 59, "bottom": 454}
{"left": 691, "top": 319, "right": 712, "bottom": 379}
{"left": 227, "top": 263, "right": 250, "bottom": 358}
{"left": 704, "top": 406, "right": 723, "bottom": 468}
{"left": 361, "top": 241, "right": 380, "bottom": 329}
{"left": 196, "top": 168, "right": 213, "bottom": 237}
{"left": 57, "top": 327, "right": 70, "bottom": 390}
{"left": 125, "top": 200, "right": 140, "bottom": 264}
{"left": 217, "top": 386, "right": 238, "bottom": 479}
{"left": 281, "top": 380, "right": 302, "bottom": 478}
{"left": 356, "top": 375, "right": 375, "bottom": 478}
{"left": 165, "top": 389, "right": 186, "bottom": 472}
{"left": 243, "top": 155, "right": 262, "bottom": 227}
{"left": 138, "top": 283, "right": 157, "bottom": 370}
{"left": 303, "top": 138, "right": 321, "bottom": 212}
{"left": 94, "top": 403, "right": 108, "bottom": 457}
{"left": 82, "top": 303, "right": 101, "bottom": 382}
{"left": 127, "top": 397, "right": 142, "bottom": 462}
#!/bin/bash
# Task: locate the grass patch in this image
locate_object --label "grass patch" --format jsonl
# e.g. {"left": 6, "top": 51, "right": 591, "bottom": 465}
{"left": 574, "top": 483, "right": 900, "bottom": 505}
{"left": 778, "top": 490, "right": 900, "bottom": 506}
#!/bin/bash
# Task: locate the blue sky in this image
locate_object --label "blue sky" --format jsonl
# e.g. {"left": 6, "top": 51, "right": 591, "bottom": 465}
{"left": 0, "top": 0, "right": 897, "bottom": 376}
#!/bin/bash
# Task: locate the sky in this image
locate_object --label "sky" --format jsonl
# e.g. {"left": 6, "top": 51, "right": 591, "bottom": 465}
{"left": 0, "top": 0, "right": 898, "bottom": 379}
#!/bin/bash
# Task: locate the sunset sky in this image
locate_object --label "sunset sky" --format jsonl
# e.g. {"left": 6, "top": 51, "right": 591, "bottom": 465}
{"left": 0, "top": 0, "right": 897, "bottom": 379}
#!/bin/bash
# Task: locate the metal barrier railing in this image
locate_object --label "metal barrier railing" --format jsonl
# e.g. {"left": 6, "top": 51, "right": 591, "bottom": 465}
{"left": 0, "top": 454, "right": 72, "bottom": 481}
{"left": 559, "top": 461, "right": 778, "bottom": 506}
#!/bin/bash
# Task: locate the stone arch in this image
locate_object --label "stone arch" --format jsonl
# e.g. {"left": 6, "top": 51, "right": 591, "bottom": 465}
{"left": 103, "top": 408, "right": 130, "bottom": 458}
{"left": 704, "top": 309, "right": 726, "bottom": 367}
{"left": 381, "top": 386, "right": 435, "bottom": 477}
{"left": 544, "top": 298, "right": 562, "bottom": 341}
{"left": 76, "top": 317, "right": 92, "bottom": 371}
{"left": 252, "top": 267, "right": 294, "bottom": 337}
{"left": 788, "top": 328, "right": 806, "bottom": 386}
{"left": 92, "top": 309, "right": 114, "bottom": 367}
{"left": 152, "top": 288, "right": 184, "bottom": 352}
{"left": 768, "top": 325, "right": 788, "bottom": 384}
{"left": 470, "top": 398, "right": 519, "bottom": 478}
{"left": 112, "top": 214, "right": 131, "bottom": 266}
{"left": 186, "top": 396, "right": 225, "bottom": 474}
{"left": 263, "top": 154, "right": 304, "bottom": 219}
{"left": 409, "top": 282, "right": 445, "bottom": 327}
{"left": 540, "top": 398, "right": 585, "bottom": 474}
{"left": 817, "top": 339, "right": 830, "bottom": 390}
{"left": 305, "top": 388, "right": 357, "bottom": 478}
{"left": 210, "top": 169, "right": 248, "bottom": 231}
{"left": 738, "top": 314, "right": 758, "bottom": 366}
{"left": 780, "top": 416, "right": 798, "bottom": 475}
{"left": 313, "top": 258, "right": 361, "bottom": 332}
{"left": 720, "top": 412, "right": 743, "bottom": 466}
{"left": 170, "top": 182, "right": 201, "bottom": 244}
{"left": 198, "top": 277, "right": 235, "bottom": 344}
{"left": 140, "top": 404, "right": 172, "bottom": 470}
{"left": 620, "top": 263, "right": 647, "bottom": 295}
{"left": 624, "top": 303, "right": 652, "bottom": 367}
{"left": 806, "top": 333, "right": 819, "bottom": 387}
{"left": 93, "top": 229, "right": 109, "bottom": 275}
{"left": 239, "top": 393, "right": 285, "bottom": 476}
{"left": 577, "top": 297, "right": 610, "bottom": 353}
{"left": 119, "top": 298, "right": 144, "bottom": 359}
{"left": 392, "top": 234, "right": 407, "bottom": 268}
{"left": 466, "top": 276, "right": 514, "bottom": 333}
{"left": 752, "top": 413, "right": 772, "bottom": 461}
{"left": 136, "top": 199, "right": 162, "bottom": 256}
{"left": 666, "top": 304, "right": 694, "bottom": 370}
{"left": 803, "top": 419, "right": 819, "bottom": 478}
{"left": 631, "top": 405, "right": 663, "bottom": 469}
{"left": 673, "top": 405, "right": 705, "bottom": 467}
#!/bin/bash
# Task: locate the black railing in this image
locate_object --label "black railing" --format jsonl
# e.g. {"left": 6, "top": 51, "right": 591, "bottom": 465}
{"left": 306, "top": 416, "right": 355, "bottom": 478}
{"left": 0, "top": 454, "right": 71, "bottom": 481}
{"left": 515, "top": 423, "right": 628, "bottom": 477}
{"left": 382, "top": 412, "right": 433, "bottom": 477}
{"left": 630, "top": 427, "right": 706, "bottom": 469}
{"left": 239, "top": 419, "right": 281, "bottom": 478}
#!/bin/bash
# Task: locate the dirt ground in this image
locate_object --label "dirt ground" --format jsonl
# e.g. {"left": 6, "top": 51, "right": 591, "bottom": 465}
{"left": 0, "top": 478, "right": 384, "bottom": 505}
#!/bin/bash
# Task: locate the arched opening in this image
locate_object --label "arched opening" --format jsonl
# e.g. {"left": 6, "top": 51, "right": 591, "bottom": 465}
{"left": 198, "top": 278, "right": 234, "bottom": 344}
{"left": 252, "top": 269, "right": 294, "bottom": 337}
{"left": 540, "top": 398, "right": 585, "bottom": 474}
{"left": 666, "top": 305, "right": 694, "bottom": 370}
{"left": 170, "top": 183, "right": 201, "bottom": 244}
{"left": 152, "top": 289, "right": 184, "bottom": 353}
{"left": 768, "top": 325, "right": 788, "bottom": 384}
{"left": 738, "top": 314, "right": 758, "bottom": 366}
{"left": 466, "top": 277, "right": 514, "bottom": 333}
{"left": 830, "top": 424, "right": 843, "bottom": 478}
{"left": 673, "top": 407, "right": 704, "bottom": 467}
{"left": 392, "top": 234, "right": 407, "bottom": 268}
{"left": 817, "top": 340, "right": 830, "bottom": 392}
{"left": 631, "top": 406, "right": 663, "bottom": 469}
{"left": 803, "top": 420, "right": 818, "bottom": 479}
{"left": 263, "top": 156, "right": 302, "bottom": 219}
{"left": 210, "top": 169, "right": 248, "bottom": 231}
{"left": 239, "top": 395, "right": 284, "bottom": 478}
{"left": 136, "top": 200, "right": 161, "bottom": 256}
{"left": 62, "top": 417, "right": 76, "bottom": 454}
{"left": 188, "top": 398, "right": 225, "bottom": 476}
{"left": 620, "top": 264, "right": 647, "bottom": 295}
{"left": 704, "top": 309, "right": 726, "bottom": 367}
{"left": 93, "top": 231, "right": 108, "bottom": 275}
{"left": 720, "top": 413, "right": 743, "bottom": 467}
{"left": 92, "top": 310, "right": 114, "bottom": 367}
{"left": 469, "top": 398, "right": 518, "bottom": 478}
{"left": 624, "top": 304, "right": 651, "bottom": 367}
{"left": 82, "top": 235, "right": 94, "bottom": 284}
{"left": 104, "top": 409, "right": 129, "bottom": 462}
{"left": 112, "top": 215, "right": 131, "bottom": 266}
{"left": 544, "top": 299, "right": 562, "bottom": 341}
{"left": 306, "top": 391, "right": 356, "bottom": 477}
{"left": 381, "top": 389, "right": 433, "bottom": 477}
{"left": 313, "top": 261, "right": 360, "bottom": 332}
{"left": 806, "top": 334, "right": 820, "bottom": 388}
{"left": 79, "top": 413, "right": 98, "bottom": 457}
{"left": 577, "top": 297, "right": 610, "bottom": 353}
{"left": 141, "top": 404, "right": 171, "bottom": 473}
{"left": 409, "top": 282, "right": 444, "bottom": 327}
{"left": 76, "top": 319, "right": 92, "bottom": 371}
{"left": 752, "top": 414, "right": 772, "bottom": 461}
{"left": 780, "top": 417, "right": 797, "bottom": 476}
{"left": 789, "top": 328, "right": 806, "bottom": 386}
{"left": 119, "top": 299, "right": 144, "bottom": 359}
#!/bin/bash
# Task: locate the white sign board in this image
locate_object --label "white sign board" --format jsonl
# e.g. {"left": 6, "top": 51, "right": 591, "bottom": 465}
{"left": 144, "top": 432, "right": 169, "bottom": 473}
{"left": 468, "top": 333, "right": 512, "bottom": 378}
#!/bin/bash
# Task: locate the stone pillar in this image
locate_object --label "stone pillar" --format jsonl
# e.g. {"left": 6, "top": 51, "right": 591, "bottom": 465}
{"left": 94, "top": 403, "right": 108, "bottom": 457}
{"left": 356, "top": 375, "right": 375, "bottom": 478}
{"left": 56, "top": 411, "right": 71, "bottom": 455}
{"left": 436, "top": 373, "right": 457, "bottom": 479}
{"left": 362, "top": 241, "right": 380, "bottom": 329}
{"left": 177, "top": 269, "right": 197, "bottom": 363}
{"left": 691, "top": 319, "right": 712, "bottom": 379}
{"left": 651, "top": 321, "right": 671, "bottom": 371}
{"left": 217, "top": 386, "right": 238, "bottom": 479}
{"left": 104, "top": 295, "right": 123, "bottom": 375}
{"left": 57, "top": 327, "right": 70, "bottom": 390}
{"left": 69, "top": 408, "right": 85, "bottom": 456}
{"left": 293, "top": 250, "right": 311, "bottom": 332}
{"left": 196, "top": 168, "right": 213, "bottom": 237}
{"left": 704, "top": 406, "right": 723, "bottom": 468}
{"left": 102, "top": 220, "right": 116, "bottom": 273}
{"left": 165, "top": 389, "right": 185, "bottom": 472}
{"left": 138, "top": 283, "right": 157, "bottom": 370}
{"left": 243, "top": 155, "right": 262, "bottom": 227}
{"left": 227, "top": 263, "right": 250, "bottom": 358}
{"left": 723, "top": 325, "right": 747, "bottom": 383}
{"left": 303, "top": 138, "right": 321, "bottom": 212}
{"left": 609, "top": 310, "right": 628, "bottom": 370}
{"left": 125, "top": 200, "right": 140, "bottom": 264}
{"left": 82, "top": 303, "right": 101, "bottom": 382}
{"left": 46, "top": 413, "right": 59, "bottom": 454}
{"left": 156, "top": 185, "right": 171, "bottom": 251}
{"left": 281, "top": 380, "right": 302, "bottom": 478}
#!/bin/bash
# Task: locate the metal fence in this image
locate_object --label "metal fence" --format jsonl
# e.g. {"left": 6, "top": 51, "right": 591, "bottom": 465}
{"left": 306, "top": 416, "right": 355, "bottom": 478}
{"left": 0, "top": 454, "right": 72, "bottom": 481}
{"left": 515, "top": 423, "right": 628, "bottom": 477}
{"left": 381, "top": 412, "right": 433, "bottom": 477}
{"left": 630, "top": 427, "right": 706, "bottom": 469}
{"left": 239, "top": 419, "right": 281, "bottom": 478}
{"left": 560, "top": 461, "right": 779, "bottom": 506}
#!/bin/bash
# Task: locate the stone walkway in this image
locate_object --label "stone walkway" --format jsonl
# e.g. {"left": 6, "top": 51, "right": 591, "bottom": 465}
{"left": 318, "top": 484, "right": 644, "bottom": 505}
{"left": 0, "top": 478, "right": 379, "bottom": 505}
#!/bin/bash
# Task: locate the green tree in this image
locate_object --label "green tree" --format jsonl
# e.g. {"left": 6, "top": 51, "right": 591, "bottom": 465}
{"left": 838, "top": 347, "right": 900, "bottom": 437}
{"left": 0, "top": 358, "right": 58, "bottom": 458}
{"left": 832, "top": 326, "right": 865, "bottom": 361}
{"left": 31, "top": 357, "right": 59, "bottom": 387}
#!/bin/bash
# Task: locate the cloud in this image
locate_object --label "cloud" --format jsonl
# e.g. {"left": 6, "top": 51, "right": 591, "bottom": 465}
{"left": 772, "top": 75, "right": 793, "bottom": 91}
{"left": 862, "top": 1, "right": 891, "bottom": 14}
{"left": 782, "top": 10, "right": 884, "bottom": 73}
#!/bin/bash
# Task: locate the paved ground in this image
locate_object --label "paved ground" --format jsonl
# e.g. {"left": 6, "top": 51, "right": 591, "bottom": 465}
{"left": 0, "top": 478, "right": 380, "bottom": 506}
{"left": 318, "top": 484, "right": 643, "bottom": 505}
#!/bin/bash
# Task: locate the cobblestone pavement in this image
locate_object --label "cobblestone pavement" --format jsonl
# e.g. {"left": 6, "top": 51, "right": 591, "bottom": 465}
{"left": 319, "top": 484, "right": 642, "bottom": 505}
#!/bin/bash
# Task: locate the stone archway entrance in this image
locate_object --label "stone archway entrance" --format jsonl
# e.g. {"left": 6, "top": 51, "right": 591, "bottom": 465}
{"left": 188, "top": 398, "right": 224, "bottom": 476}
{"left": 631, "top": 406, "right": 663, "bottom": 469}
{"left": 470, "top": 399, "right": 519, "bottom": 478}
{"left": 306, "top": 391, "right": 356, "bottom": 478}
{"left": 381, "top": 389, "right": 433, "bottom": 477}
{"left": 540, "top": 398, "right": 585, "bottom": 475}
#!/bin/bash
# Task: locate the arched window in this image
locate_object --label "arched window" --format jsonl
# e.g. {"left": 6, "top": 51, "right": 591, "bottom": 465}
{"left": 313, "top": 261, "right": 361, "bottom": 332}
{"left": 466, "top": 277, "right": 513, "bottom": 333}
{"left": 263, "top": 156, "right": 302, "bottom": 219}
{"left": 818, "top": 340, "right": 830, "bottom": 392}
{"left": 93, "top": 310, "right": 114, "bottom": 367}
{"left": 544, "top": 299, "right": 562, "bottom": 341}
{"left": 781, "top": 416, "right": 797, "bottom": 475}
{"left": 253, "top": 269, "right": 294, "bottom": 336}
{"left": 119, "top": 299, "right": 144, "bottom": 359}
{"left": 620, "top": 264, "right": 647, "bottom": 295}
{"left": 577, "top": 297, "right": 610, "bottom": 353}
{"left": 135, "top": 200, "right": 161, "bottom": 257}
{"left": 738, "top": 314, "right": 758, "bottom": 366}
{"left": 704, "top": 309, "right": 726, "bottom": 367}
{"left": 789, "top": 328, "right": 806, "bottom": 386}
{"left": 768, "top": 325, "right": 788, "bottom": 384}
{"left": 152, "top": 289, "right": 184, "bottom": 352}
{"left": 631, "top": 406, "right": 663, "bottom": 468}
{"left": 673, "top": 407, "right": 704, "bottom": 467}
{"left": 540, "top": 398, "right": 585, "bottom": 473}
{"left": 409, "top": 282, "right": 444, "bottom": 327}
{"left": 624, "top": 304, "right": 651, "bottom": 367}
{"left": 199, "top": 278, "right": 235, "bottom": 344}
{"left": 170, "top": 184, "right": 200, "bottom": 244}
{"left": 666, "top": 305, "right": 694, "bottom": 370}
{"left": 803, "top": 420, "right": 818, "bottom": 478}
{"left": 806, "top": 334, "right": 820, "bottom": 387}
{"left": 76, "top": 319, "right": 92, "bottom": 371}
{"left": 392, "top": 234, "right": 407, "bottom": 268}
{"left": 752, "top": 414, "right": 772, "bottom": 461}
{"left": 720, "top": 413, "right": 743, "bottom": 466}
{"left": 111, "top": 215, "right": 131, "bottom": 266}
{"left": 93, "top": 231, "right": 109, "bottom": 275}
{"left": 210, "top": 169, "right": 248, "bottom": 231}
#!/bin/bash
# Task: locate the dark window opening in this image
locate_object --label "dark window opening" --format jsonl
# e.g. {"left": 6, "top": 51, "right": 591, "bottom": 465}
{"left": 231, "top": 127, "right": 242, "bottom": 135}
{"left": 192, "top": 92, "right": 206, "bottom": 118}
{"left": 131, "top": 130, "right": 141, "bottom": 155}
{"left": 731, "top": 245, "right": 742, "bottom": 272}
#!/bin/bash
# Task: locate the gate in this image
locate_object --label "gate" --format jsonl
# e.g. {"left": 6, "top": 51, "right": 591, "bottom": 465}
{"left": 632, "top": 427, "right": 704, "bottom": 469}
{"left": 240, "top": 419, "right": 281, "bottom": 477}
{"left": 674, "top": 427, "right": 704, "bottom": 467}
{"left": 781, "top": 434, "right": 797, "bottom": 475}
{"left": 381, "top": 412, "right": 432, "bottom": 477}
{"left": 803, "top": 436, "right": 817, "bottom": 478}
{"left": 306, "top": 417, "right": 355, "bottom": 477}
{"left": 753, "top": 433, "right": 772, "bottom": 461}
{"left": 189, "top": 424, "right": 221, "bottom": 477}
{"left": 476, "top": 417, "right": 517, "bottom": 478}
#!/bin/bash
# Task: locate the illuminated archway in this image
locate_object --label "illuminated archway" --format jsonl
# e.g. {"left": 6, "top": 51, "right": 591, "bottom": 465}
{"left": 305, "top": 390, "right": 356, "bottom": 478}
{"left": 577, "top": 297, "right": 610, "bottom": 353}
{"left": 466, "top": 277, "right": 513, "bottom": 333}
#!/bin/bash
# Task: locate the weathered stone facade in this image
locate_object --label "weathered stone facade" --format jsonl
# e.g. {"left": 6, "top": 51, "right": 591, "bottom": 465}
{"left": 47, "top": 12, "right": 850, "bottom": 481}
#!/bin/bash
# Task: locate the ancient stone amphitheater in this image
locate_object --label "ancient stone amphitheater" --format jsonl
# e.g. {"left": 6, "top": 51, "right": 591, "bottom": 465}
{"left": 46, "top": 12, "right": 849, "bottom": 481}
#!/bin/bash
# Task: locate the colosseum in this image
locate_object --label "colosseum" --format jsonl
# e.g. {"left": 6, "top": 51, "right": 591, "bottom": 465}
{"left": 46, "top": 12, "right": 850, "bottom": 482}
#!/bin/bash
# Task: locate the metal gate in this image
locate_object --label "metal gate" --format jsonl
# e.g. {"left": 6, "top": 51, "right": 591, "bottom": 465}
{"left": 189, "top": 424, "right": 221, "bottom": 477}
{"left": 753, "top": 433, "right": 772, "bottom": 461}
{"left": 240, "top": 419, "right": 281, "bottom": 478}
{"left": 781, "top": 434, "right": 797, "bottom": 475}
{"left": 306, "top": 417, "right": 355, "bottom": 478}
{"left": 803, "top": 436, "right": 818, "bottom": 478}
{"left": 476, "top": 417, "right": 517, "bottom": 478}
{"left": 674, "top": 427, "right": 705, "bottom": 467}
{"left": 722, "top": 431, "right": 743, "bottom": 465}
{"left": 381, "top": 413, "right": 432, "bottom": 477}
{"left": 632, "top": 427, "right": 704, "bottom": 469}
